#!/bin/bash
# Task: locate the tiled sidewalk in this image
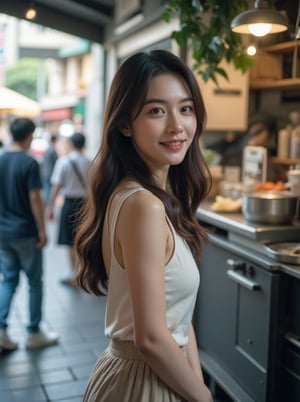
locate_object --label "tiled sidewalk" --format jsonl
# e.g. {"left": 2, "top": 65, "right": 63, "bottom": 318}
{"left": 0, "top": 220, "right": 108, "bottom": 402}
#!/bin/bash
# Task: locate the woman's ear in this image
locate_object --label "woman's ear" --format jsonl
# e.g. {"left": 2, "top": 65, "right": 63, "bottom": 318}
{"left": 119, "top": 124, "right": 131, "bottom": 137}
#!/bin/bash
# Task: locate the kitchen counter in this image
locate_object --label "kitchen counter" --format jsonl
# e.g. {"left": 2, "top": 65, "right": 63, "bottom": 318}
{"left": 197, "top": 202, "right": 300, "bottom": 279}
{"left": 280, "top": 262, "right": 300, "bottom": 280}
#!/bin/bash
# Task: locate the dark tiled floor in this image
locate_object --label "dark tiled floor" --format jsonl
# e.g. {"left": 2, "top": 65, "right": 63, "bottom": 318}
{"left": 0, "top": 220, "right": 108, "bottom": 402}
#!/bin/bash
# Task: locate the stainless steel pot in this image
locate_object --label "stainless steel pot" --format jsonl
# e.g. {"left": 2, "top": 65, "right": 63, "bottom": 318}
{"left": 242, "top": 191, "right": 299, "bottom": 224}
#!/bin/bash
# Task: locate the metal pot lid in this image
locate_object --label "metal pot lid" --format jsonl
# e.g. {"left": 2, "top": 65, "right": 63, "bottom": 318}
{"left": 244, "top": 191, "right": 298, "bottom": 199}
{"left": 264, "top": 242, "right": 300, "bottom": 265}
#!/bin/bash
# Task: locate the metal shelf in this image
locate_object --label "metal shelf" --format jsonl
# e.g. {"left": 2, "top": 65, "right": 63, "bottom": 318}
{"left": 250, "top": 78, "right": 300, "bottom": 90}
{"left": 250, "top": 41, "right": 300, "bottom": 90}
{"left": 272, "top": 157, "right": 300, "bottom": 165}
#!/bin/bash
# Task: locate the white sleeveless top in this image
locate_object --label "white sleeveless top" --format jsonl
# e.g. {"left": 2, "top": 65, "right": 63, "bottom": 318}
{"left": 104, "top": 186, "right": 200, "bottom": 346}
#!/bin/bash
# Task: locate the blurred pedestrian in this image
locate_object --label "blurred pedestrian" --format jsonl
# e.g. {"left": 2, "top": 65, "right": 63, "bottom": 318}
{"left": 46, "top": 133, "right": 91, "bottom": 286}
{"left": 0, "top": 117, "right": 59, "bottom": 351}
{"left": 41, "top": 134, "right": 58, "bottom": 203}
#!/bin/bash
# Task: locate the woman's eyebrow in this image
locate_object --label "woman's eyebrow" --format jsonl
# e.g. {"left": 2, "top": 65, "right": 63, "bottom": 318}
{"left": 143, "top": 97, "right": 193, "bottom": 105}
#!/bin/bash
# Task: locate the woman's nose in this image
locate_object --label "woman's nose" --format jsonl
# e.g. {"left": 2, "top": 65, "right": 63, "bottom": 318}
{"left": 166, "top": 113, "right": 183, "bottom": 134}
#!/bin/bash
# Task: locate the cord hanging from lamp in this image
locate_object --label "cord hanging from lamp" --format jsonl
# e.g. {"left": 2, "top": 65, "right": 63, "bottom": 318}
{"left": 231, "top": 0, "right": 288, "bottom": 37}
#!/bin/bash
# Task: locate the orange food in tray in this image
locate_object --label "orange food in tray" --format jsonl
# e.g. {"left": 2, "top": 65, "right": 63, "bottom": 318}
{"left": 255, "top": 181, "right": 286, "bottom": 192}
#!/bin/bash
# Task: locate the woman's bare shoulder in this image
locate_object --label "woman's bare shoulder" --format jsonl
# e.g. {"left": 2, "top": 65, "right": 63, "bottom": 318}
{"left": 124, "top": 187, "right": 164, "bottom": 216}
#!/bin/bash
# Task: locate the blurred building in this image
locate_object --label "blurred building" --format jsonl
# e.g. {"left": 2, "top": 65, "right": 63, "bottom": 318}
{"left": 40, "top": 38, "right": 92, "bottom": 138}
{"left": 0, "top": 14, "right": 96, "bottom": 152}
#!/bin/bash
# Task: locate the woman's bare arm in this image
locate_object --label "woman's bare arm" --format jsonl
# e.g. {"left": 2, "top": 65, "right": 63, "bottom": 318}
{"left": 186, "top": 325, "right": 204, "bottom": 381}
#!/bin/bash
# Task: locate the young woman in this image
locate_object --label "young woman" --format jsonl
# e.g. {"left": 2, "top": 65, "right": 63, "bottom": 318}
{"left": 75, "top": 50, "right": 212, "bottom": 402}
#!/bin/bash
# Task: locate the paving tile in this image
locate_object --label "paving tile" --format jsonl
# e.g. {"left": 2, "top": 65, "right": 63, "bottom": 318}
{"left": 71, "top": 362, "right": 95, "bottom": 380}
{"left": 0, "top": 378, "right": 10, "bottom": 392}
{"left": 39, "top": 368, "right": 73, "bottom": 385}
{"left": 12, "top": 385, "right": 47, "bottom": 401}
{"left": 1, "top": 348, "right": 36, "bottom": 364}
{"left": 44, "top": 379, "right": 87, "bottom": 401}
{"left": 48, "top": 327, "right": 84, "bottom": 344}
{"left": 60, "top": 341, "right": 97, "bottom": 355}
{"left": 24, "top": 344, "right": 64, "bottom": 361}
{"left": 0, "top": 360, "right": 36, "bottom": 377}
{"left": 35, "top": 349, "right": 95, "bottom": 371}
{"left": 53, "top": 333, "right": 84, "bottom": 345}
{"left": 0, "top": 389, "right": 14, "bottom": 402}
{"left": 61, "top": 334, "right": 108, "bottom": 355}
{"left": 0, "top": 372, "right": 40, "bottom": 390}
{"left": 78, "top": 321, "right": 105, "bottom": 338}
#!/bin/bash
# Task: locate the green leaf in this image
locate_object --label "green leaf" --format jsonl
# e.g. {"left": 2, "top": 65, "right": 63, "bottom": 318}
{"left": 214, "top": 67, "right": 229, "bottom": 81}
{"left": 163, "top": 0, "right": 254, "bottom": 83}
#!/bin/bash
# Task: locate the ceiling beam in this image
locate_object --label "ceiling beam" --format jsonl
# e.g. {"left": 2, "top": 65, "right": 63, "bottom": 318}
{"left": 36, "top": 0, "right": 112, "bottom": 24}
{"left": 0, "top": 0, "right": 106, "bottom": 43}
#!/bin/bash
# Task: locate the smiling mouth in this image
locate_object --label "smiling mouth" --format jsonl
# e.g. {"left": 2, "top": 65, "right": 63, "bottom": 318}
{"left": 161, "top": 140, "right": 184, "bottom": 146}
{"left": 160, "top": 140, "right": 185, "bottom": 151}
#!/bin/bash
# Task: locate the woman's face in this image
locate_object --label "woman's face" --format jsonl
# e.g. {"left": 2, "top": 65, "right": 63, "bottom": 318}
{"left": 127, "top": 73, "right": 197, "bottom": 182}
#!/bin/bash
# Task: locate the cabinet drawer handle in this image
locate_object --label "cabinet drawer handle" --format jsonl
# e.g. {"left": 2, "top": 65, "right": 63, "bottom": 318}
{"left": 285, "top": 332, "right": 300, "bottom": 349}
{"left": 226, "top": 269, "right": 260, "bottom": 291}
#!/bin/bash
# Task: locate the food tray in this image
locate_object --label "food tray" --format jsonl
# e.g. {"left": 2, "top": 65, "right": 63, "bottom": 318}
{"left": 264, "top": 242, "right": 300, "bottom": 265}
{"left": 210, "top": 196, "right": 242, "bottom": 213}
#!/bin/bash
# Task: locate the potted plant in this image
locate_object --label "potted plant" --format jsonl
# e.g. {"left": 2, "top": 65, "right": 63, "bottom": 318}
{"left": 162, "top": 0, "right": 260, "bottom": 83}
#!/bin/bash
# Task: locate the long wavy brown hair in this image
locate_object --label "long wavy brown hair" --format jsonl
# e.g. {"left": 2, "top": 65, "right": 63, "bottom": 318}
{"left": 75, "top": 50, "right": 211, "bottom": 295}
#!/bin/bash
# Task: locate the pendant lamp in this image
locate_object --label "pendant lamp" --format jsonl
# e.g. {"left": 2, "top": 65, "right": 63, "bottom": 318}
{"left": 25, "top": 2, "right": 37, "bottom": 20}
{"left": 231, "top": 0, "right": 288, "bottom": 37}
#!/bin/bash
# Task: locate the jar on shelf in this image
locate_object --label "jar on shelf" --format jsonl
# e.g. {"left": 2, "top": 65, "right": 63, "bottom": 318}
{"left": 278, "top": 127, "right": 291, "bottom": 158}
{"left": 290, "top": 126, "right": 300, "bottom": 159}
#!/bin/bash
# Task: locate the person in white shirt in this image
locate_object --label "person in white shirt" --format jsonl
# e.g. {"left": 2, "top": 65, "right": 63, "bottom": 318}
{"left": 46, "top": 133, "right": 91, "bottom": 285}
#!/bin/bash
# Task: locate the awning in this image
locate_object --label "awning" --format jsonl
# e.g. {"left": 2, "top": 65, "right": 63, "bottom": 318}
{"left": 41, "top": 108, "right": 71, "bottom": 121}
{"left": 0, "top": 86, "right": 41, "bottom": 117}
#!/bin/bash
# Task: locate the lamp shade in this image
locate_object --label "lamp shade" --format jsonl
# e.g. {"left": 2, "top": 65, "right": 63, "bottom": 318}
{"left": 231, "top": 0, "right": 288, "bottom": 36}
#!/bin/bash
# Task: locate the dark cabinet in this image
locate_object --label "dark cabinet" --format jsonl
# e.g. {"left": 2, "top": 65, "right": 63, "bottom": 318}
{"left": 280, "top": 276, "right": 300, "bottom": 402}
{"left": 194, "top": 235, "right": 284, "bottom": 402}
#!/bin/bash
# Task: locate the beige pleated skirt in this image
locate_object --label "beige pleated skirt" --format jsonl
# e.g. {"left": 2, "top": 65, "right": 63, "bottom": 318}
{"left": 83, "top": 339, "right": 186, "bottom": 402}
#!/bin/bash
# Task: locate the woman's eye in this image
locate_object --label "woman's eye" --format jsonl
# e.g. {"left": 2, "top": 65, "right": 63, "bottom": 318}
{"left": 182, "top": 105, "right": 194, "bottom": 113}
{"left": 150, "top": 107, "right": 164, "bottom": 115}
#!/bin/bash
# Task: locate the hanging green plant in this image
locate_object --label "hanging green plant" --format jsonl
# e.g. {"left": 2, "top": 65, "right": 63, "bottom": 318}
{"left": 162, "top": 0, "right": 258, "bottom": 84}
